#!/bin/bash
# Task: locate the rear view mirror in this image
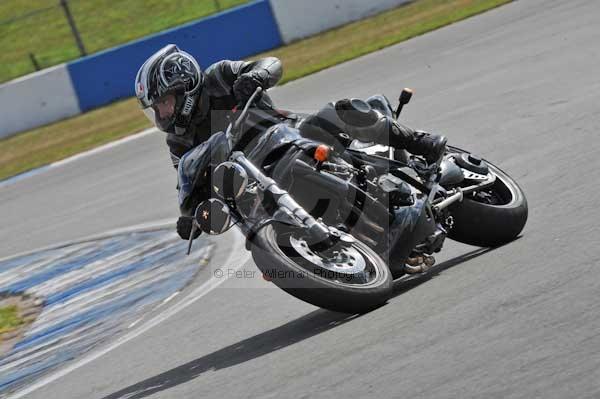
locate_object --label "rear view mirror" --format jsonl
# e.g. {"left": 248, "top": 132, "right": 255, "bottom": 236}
{"left": 194, "top": 199, "right": 233, "bottom": 235}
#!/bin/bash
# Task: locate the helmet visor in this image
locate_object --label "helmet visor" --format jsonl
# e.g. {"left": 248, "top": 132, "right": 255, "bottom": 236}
{"left": 143, "top": 94, "right": 177, "bottom": 132}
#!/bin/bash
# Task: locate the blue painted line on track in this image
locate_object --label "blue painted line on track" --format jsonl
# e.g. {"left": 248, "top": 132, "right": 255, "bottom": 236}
{"left": 0, "top": 352, "right": 70, "bottom": 392}
{"left": 44, "top": 244, "right": 182, "bottom": 306}
{"left": 0, "top": 228, "right": 211, "bottom": 395}
{"left": 13, "top": 288, "right": 153, "bottom": 353}
{"left": 0, "top": 251, "right": 48, "bottom": 274}
{"left": 3, "top": 239, "right": 125, "bottom": 294}
{"left": 4, "top": 267, "right": 195, "bottom": 377}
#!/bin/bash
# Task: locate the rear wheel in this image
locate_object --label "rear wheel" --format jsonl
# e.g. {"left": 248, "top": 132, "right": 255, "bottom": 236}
{"left": 447, "top": 149, "right": 528, "bottom": 247}
{"left": 250, "top": 223, "right": 393, "bottom": 314}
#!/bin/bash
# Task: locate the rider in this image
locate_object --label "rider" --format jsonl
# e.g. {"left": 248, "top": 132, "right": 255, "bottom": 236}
{"left": 135, "top": 44, "right": 447, "bottom": 240}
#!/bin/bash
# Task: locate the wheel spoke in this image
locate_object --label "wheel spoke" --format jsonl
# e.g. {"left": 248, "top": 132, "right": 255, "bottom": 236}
{"left": 278, "top": 232, "right": 380, "bottom": 287}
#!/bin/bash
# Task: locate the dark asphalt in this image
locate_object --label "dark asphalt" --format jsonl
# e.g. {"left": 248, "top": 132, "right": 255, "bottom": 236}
{"left": 2, "top": 0, "right": 600, "bottom": 397}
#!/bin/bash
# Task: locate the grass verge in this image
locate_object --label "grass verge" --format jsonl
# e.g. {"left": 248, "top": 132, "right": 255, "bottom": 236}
{"left": 0, "top": 0, "right": 511, "bottom": 181}
{"left": 0, "top": 305, "right": 24, "bottom": 335}
{"left": 0, "top": 0, "right": 249, "bottom": 83}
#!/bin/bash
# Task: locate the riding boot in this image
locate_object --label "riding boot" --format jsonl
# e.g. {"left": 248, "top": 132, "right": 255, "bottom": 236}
{"left": 402, "top": 130, "right": 447, "bottom": 164}
{"left": 385, "top": 119, "right": 446, "bottom": 164}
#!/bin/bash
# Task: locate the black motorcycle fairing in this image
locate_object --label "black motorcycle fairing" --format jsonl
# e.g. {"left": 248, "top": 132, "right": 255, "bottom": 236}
{"left": 385, "top": 195, "right": 437, "bottom": 266}
{"left": 245, "top": 123, "right": 324, "bottom": 171}
{"left": 246, "top": 123, "right": 300, "bottom": 163}
{"left": 242, "top": 123, "right": 337, "bottom": 220}
{"left": 232, "top": 108, "right": 299, "bottom": 154}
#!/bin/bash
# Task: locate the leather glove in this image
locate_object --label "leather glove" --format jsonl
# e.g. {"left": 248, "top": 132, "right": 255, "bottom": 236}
{"left": 233, "top": 72, "right": 263, "bottom": 103}
{"left": 176, "top": 216, "right": 201, "bottom": 241}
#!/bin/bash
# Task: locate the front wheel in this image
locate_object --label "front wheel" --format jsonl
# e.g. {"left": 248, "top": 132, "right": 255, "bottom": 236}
{"left": 447, "top": 149, "right": 528, "bottom": 247}
{"left": 250, "top": 224, "right": 393, "bottom": 314}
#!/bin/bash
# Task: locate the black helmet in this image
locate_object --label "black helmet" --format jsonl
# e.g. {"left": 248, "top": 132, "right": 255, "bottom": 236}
{"left": 135, "top": 44, "right": 205, "bottom": 135}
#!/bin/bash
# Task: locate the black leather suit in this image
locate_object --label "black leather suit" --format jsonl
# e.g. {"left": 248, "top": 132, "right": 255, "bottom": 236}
{"left": 166, "top": 57, "right": 283, "bottom": 169}
{"left": 167, "top": 57, "right": 418, "bottom": 170}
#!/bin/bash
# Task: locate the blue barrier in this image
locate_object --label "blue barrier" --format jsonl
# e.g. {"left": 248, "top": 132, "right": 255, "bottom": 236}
{"left": 67, "top": 0, "right": 282, "bottom": 112}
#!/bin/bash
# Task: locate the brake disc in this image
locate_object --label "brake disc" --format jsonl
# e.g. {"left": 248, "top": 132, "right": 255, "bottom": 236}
{"left": 289, "top": 236, "right": 366, "bottom": 275}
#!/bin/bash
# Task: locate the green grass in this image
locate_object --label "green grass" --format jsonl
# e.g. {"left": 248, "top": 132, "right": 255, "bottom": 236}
{"left": 0, "top": 0, "right": 512, "bottom": 181}
{"left": 0, "top": 0, "right": 249, "bottom": 83}
{"left": 0, "top": 306, "right": 24, "bottom": 334}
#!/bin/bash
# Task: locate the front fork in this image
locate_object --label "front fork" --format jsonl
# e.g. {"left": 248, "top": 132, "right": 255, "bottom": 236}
{"left": 230, "top": 151, "right": 333, "bottom": 247}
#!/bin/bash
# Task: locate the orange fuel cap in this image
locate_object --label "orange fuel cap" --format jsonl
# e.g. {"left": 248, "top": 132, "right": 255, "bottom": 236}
{"left": 314, "top": 145, "right": 330, "bottom": 162}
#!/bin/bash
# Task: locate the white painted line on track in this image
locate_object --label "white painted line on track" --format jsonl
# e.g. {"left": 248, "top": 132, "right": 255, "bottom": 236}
{"left": 128, "top": 318, "right": 144, "bottom": 330}
{"left": 0, "top": 127, "right": 157, "bottom": 189}
{"left": 7, "top": 229, "right": 248, "bottom": 399}
{"left": 162, "top": 292, "right": 179, "bottom": 305}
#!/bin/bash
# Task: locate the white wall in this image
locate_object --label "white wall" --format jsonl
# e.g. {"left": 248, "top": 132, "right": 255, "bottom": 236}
{"left": 0, "top": 65, "right": 81, "bottom": 139}
{"left": 269, "top": 0, "right": 411, "bottom": 44}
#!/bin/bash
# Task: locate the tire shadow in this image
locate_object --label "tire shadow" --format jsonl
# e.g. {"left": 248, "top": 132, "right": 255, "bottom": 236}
{"left": 102, "top": 242, "right": 508, "bottom": 399}
{"left": 390, "top": 240, "right": 517, "bottom": 297}
{"left": 101, "top": 309, "right": 359, "bottom": 399}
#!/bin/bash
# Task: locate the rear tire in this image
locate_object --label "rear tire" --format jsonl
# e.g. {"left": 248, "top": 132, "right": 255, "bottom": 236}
{"left": 250, "top": 224, "right": 393, "bottom": 314}
{"left": 447, "top": 150, "right": 528, "bottom": 247}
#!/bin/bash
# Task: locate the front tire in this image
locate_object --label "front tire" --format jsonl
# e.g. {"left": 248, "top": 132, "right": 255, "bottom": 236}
{"left": 250, "top": 224, "right": 393, "bottom": 314}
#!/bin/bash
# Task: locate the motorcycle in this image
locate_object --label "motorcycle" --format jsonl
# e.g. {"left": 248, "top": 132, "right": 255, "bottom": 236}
{"left": 180, "top": 87, "right": 528, "bottom": 314}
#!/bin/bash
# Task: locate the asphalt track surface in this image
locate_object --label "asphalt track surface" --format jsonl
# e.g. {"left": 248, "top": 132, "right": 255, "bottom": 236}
{"left": 2, "top": 0, "right": 600, "bottom": 397}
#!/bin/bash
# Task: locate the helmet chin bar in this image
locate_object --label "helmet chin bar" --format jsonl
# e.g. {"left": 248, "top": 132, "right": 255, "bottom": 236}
{"left": 173, "top": 93, "right": 198, "bottom": 136}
